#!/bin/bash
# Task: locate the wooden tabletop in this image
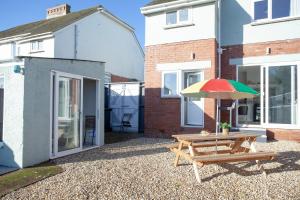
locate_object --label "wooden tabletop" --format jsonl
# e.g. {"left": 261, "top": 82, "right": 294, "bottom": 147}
{"left": 172, "top": 133, "right": 258, "bottom": 142}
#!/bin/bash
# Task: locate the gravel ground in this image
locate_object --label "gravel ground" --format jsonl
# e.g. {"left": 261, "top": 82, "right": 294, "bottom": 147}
{"left": 2, "top": 138, "right": 300, "bottom": 200}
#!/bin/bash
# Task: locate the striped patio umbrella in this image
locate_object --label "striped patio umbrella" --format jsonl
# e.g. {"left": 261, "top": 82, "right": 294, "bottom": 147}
{"left": 181, "top": 78, "right": 259, "bottom": 137}
{"left": 181, "top": 79, "right": 259, "bottom": 99}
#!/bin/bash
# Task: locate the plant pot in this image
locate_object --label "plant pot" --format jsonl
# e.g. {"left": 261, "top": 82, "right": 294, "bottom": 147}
{"left": 222, "top": 128, "right": 229, "bottom": 136}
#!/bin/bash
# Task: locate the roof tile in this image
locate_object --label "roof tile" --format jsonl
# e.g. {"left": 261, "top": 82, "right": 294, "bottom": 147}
{"left": 0, "top": 6, "right": 100, "bottom": 40}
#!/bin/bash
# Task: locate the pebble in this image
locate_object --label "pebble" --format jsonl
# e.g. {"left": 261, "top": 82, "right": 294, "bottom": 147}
{"left": 2, "top": 138, "right": 300, "bottom": 200}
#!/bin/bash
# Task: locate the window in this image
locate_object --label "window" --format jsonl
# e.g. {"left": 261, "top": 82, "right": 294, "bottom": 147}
{"left": 58, "top": 78, "right": 70, "bottom": 119}
{"left": 31, "top": 40, "right": 43, "bottom": 52}
{"left": 166, "top": 8, "right": 189, "bottom": 25}
{"left": 179, "top": 8, "right": 189, "bottom": 22}
{"left": 166, "top": 11, "right": 177, "bottom": 25}
{"left": 162, "top": 72, "right": 178, "bottom": 97}
{"left": 272, "top": 0, "right": 291, "bottom": 18}
{"left": 0, "top": 76, "right": 4, "bottom": 142}
{"left": 253, "top": 0, "right": 300, "bottom": 21}
{"left": 254, "top": 0, "right": 268, "bottom": 20}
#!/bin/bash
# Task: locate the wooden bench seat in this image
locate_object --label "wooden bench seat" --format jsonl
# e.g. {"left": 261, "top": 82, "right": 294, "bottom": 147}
{"left": 167, "top": 140, "right": 235, "bottom": 149}
{"left": 193, "top": 152, "right": 277, "bottom": 165}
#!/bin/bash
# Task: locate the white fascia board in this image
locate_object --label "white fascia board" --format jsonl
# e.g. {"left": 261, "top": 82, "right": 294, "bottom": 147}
{"left": 0, "top": 33, "right": 31, "bottom": 43}
{"left": 141, "top": 0, "right": 216, "bottom": 15}
{"left": 17, "top": 33, "right": 54, "bottom": 44}
{"left": 98, "top": 8, "right": 135, "bottom": 32}
{"left": 0, "top": 32, "right": 53, "bottom": 44}
{"left": 156, "top": 60, "right": 211, "bottom": 71}
{"left": 230, "top": 53, "right": 300, "bottom": 66}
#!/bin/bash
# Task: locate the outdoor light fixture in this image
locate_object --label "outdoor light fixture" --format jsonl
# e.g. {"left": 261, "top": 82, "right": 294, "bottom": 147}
{"left": 14, "top": 65, "right": 25, "bottom": 74}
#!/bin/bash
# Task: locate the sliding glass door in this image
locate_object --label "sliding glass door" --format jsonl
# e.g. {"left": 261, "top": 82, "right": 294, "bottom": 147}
{"left": 265, "top": 65, "right": 298, "bottom": 125}
{"left": 52, "top": 72, "right": 83, "bottom": 157}
{"left": 57, "top": 77, "right": 81, "bottom": 152}
{"left": 237, "top": 64, "right": 299, "bottom": 127}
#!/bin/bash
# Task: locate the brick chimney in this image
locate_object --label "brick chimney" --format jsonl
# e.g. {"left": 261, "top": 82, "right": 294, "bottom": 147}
{"left": 47, "top": 4, "right": 71, "bottom": 19}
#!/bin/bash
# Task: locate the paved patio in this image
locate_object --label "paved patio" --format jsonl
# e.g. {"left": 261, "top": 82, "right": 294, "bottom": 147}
{"left": 2, "top": 138, "right": 300, "bottom": 200}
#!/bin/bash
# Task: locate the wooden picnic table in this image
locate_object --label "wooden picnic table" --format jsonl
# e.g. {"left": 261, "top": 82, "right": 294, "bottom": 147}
{"left": 169, "top": 132, "right": 276, "bottom": 183}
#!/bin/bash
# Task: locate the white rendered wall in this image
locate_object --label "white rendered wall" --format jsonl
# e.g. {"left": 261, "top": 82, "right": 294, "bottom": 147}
{"left": 0, "top": 65, "right": 24, "bottom": 168}
{"left": 54, "top": 12, "right": 144, "bottom": 81}
{"left": 0, "top": 43, "right": 14, "bottom": 61}
{"left": 17, "top": 38, "right": 55, "bottom": 58}
{"left": 221, "top": 0, "right": 300, "bottom": 46}
{"left": 145, "top": 3, "right": 216, "bottom": 46}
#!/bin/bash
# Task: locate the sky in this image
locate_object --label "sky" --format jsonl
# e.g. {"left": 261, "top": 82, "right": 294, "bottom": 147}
{"left": 0, "top": 0, "right": 150, "bottom": 46}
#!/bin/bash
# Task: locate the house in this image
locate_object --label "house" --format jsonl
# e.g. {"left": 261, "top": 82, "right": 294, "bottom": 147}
{"left": 0, "top": 4, "right": 144, "bottom": 169}
{"left": 141, "top": 0, "right": 300, "bottom": 142}
{"left": 0, "top": 4, "right": 144, "bottom": 83}
{"left": 0, "top": 57, "right": 105, "bottom": 169}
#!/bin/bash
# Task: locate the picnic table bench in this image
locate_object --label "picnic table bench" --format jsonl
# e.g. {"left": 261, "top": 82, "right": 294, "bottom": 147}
{"left": 169, "top": 133, "right": 277, "bottom": 183}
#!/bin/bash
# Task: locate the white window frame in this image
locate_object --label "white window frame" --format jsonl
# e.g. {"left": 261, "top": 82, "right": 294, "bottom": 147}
{"left": 161, "top": 71, "right": 180, "bottom": 98}
{"left": 252, "top": 0, "right": 300, "bottom": 23}
{"left": 0, "top": 75, "right": 4, "bottom": 143}
{"left": 58, "top": 77, "right": 71, "bottom": 120}
{"left": 165, "top": 7, "right": 192, "bottom": 27}
{"left": 236, "top": 61, "right": 300, "bottom": 129}
{"left": 30, "top": 40, "right": 43, "bottom": 52}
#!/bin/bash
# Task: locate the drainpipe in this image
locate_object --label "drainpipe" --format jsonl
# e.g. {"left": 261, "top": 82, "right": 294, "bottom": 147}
{"left": 216, "top": 0, "right": 222, "bottom": 133}
{"left": 74, "top": 25, "right": 78, "bottom": 59}
{"left": 217, "top": 0, "right": 222, "bottom": 78}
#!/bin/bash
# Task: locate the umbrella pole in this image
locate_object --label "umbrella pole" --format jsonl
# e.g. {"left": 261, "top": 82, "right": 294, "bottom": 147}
{"left": 215, "top": 99, "right": 220, "bottom": 153}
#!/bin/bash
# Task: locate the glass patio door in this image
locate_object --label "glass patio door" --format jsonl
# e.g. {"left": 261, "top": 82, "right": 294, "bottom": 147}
{"left": 52, "top": 72, "right": 83, "bottom": 157}
{"left": 264, "top": 65, "right": 298, "bottom": 125}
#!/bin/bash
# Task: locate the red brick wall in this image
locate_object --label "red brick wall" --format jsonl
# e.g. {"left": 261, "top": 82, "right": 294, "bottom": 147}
{"left": 221, "top": 38, "right": 300, "bottom": 141}
{"left": 267, "top": 129, "right": 300, "bottom": 142}
{"left": 111, "top": 74, "right": 131, "bottom": 82}
{"left": 144, "top": 39, "right": 218, "bottom": 137}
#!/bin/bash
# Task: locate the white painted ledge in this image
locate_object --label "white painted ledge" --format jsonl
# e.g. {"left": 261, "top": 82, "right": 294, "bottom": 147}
{"left": 251, "top": 16, "right": 300, "bottom": 26}
{"left": 156, "top": 60, "right": 211, "bottom": 71}
{"left": 230, "top": 53, "right": 300, "bottom": 66}
{"left": 164, "top": 23, "right": 195, "bottom": 30}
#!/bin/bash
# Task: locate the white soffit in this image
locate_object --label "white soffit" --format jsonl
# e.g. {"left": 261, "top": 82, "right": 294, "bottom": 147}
{"left": 141, "top": 0, "right": 216, "bottom": 15}
{"left": 230, "top": 53, "right": 300, "bottom": 66}
{"left": 156, "top": 60, "right": 211, "bottom": 71}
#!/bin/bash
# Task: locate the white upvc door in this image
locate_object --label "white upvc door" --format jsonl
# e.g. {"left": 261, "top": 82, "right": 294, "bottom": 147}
{"left": 181, "top": 71, "right": 204, "bottom": 127}
{"left": 52, "top": 72, "right": 83, "bottom": 158}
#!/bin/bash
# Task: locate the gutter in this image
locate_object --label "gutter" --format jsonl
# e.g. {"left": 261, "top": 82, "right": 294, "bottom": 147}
{"left": 141, "top": 0, "right": 216, "bottom": 15}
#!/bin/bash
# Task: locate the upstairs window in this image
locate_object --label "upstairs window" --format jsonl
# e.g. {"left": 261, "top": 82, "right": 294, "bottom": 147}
{"left": 31, "top": 40, "right": 43, "bottom": 52}
{"left": 253, "top": 0, "right": 300, "bottom": 21}
{"left": 166, "top": 8, "right": 189, "bottom": 26}
{"left": 166, "top": 11, "right": 177, "bottom": 25}
{"left": 254, "top": 0, "right": 268, "bottom": 20}
{"left": 272, "top": 0, "right": 291, "bottom": 18}
{"left": 179, "top": 8, "right": 189, "bottom": 22}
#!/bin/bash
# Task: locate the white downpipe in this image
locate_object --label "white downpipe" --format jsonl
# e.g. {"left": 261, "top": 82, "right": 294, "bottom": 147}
{"left": 216, "top": 0, "right": 222, "bottom": 136}
{"left": 218, "top": 0, "right": 222, "bottom": 78}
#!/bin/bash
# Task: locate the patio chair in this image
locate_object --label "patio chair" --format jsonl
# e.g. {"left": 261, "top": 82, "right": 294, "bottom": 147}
{"left": 119, "top": 113, "right": 132, "bottom": 133}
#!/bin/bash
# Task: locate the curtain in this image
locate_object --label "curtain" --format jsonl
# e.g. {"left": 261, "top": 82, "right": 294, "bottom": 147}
{"left": 290, "top": 0, "right": 300, "bottom": 16}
